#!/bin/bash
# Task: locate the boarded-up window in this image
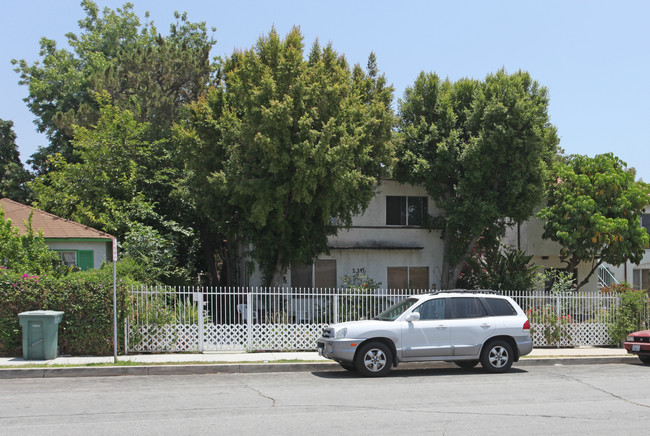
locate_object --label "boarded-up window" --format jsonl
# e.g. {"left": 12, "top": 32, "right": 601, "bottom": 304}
{"left": 77, "top": 250, "right": 94, "bottom": 270}
{"left": 315, "top": 259, "right": 337, "bottom": 288}
{"left": 387, "top": 267, "right": 408, "bottom": 289}
{"left": 409, "top": 267, "right": 429, "bottom": 289}
{"left": 291, "top": 260, "right": 337, "bottom": 288}
{"left": 388, "top": 267, "right": 429, "bottom": 290}
{"left": 291, "top": 264, "right": 313, "bottom": 288}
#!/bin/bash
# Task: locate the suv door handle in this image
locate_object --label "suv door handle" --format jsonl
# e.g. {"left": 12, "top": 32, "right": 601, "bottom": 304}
{"left": 436, "top": 325, "right": 446, "bottom": 329}
{"left": 481, "top": 323, "right": 491, "bottom": 327}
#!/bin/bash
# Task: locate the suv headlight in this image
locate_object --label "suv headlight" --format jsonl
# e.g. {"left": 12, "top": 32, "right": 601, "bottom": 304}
{"left": 334, "top": 328, "right": 348, "bottom": 339}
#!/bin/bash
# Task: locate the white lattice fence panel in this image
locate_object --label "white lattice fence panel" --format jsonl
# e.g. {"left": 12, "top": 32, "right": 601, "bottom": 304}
{"left": 250, "top": 323, "right": 326, "bottom": 351}
{"left": 203, "top": 324, "right": 247, "bottom": 351}
{"left": 531, "top": 322, "right": 612, "bottom": 347}
{"left": 128, "top": 324, "right": 199, "bottom": 353}
{"left": 569, "top": 323, "right": 611, "bottom": 346}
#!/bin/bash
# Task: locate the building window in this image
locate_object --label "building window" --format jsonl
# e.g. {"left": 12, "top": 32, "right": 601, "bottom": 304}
{"left": 387, "top": 266, "right": 429, "bottom": 289}
{"left": 291, "top": 259, "right": 337, "bottom": 288}
{"left": 633, "top": 268, "right": 650, "bottom": 291}
{"left": 386, "top": 196, "right": 428, "bottom": 226}
{"left": 54, "top": 250, "right": 94, "bottom": 270}
{"left": 642, "top": 214, "right": 650, "bottom": 236}
{"left": 57, "top": 251, "right": 77, "bottom": 268}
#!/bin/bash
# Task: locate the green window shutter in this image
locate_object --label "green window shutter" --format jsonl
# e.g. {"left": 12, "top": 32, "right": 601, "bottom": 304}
{"left": 77, "top": 250, "right": 94, "bottom": 270}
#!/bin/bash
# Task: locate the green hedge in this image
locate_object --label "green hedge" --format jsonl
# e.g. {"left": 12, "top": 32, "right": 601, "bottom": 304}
{"left": 0, "top": 266, "right": 135, "bottom": 357}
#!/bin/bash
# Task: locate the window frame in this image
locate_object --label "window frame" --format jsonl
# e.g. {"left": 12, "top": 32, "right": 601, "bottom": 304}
{"left": 53, "top": 249, "right": 94, "bottom": 270}
{"left": 386, "top": 195, "right": 428, "bottom": 226}
{"left": 633, "top": 268, "right": 650, "bottom": 291}
{"left": 642, "top": 213, "right": 650, "bottom": 236}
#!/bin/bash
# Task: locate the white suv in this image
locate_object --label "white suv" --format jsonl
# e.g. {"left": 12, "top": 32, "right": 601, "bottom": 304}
{"left": 317, "top": 290, "right": 532, "bottom": 377}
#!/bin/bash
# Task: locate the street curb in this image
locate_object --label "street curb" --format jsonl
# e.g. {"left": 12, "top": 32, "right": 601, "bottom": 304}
{"left": 0, "top": 355, "right": 640, "bottom": 379}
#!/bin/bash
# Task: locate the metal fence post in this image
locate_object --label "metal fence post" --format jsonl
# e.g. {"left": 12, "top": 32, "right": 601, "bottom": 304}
{"left": 247, "top": 292, "right": 253, "bottom": 352}
{"left": 334, "top": 293, "right": 339, "bottom": 324}
{"left": 195, "top": 292, "right": 204, "bottom": 353}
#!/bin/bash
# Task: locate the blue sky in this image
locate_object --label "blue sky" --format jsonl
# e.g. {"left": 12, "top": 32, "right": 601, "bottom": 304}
{"left": 2, "top": 0, "right": 649, "bottom": 180}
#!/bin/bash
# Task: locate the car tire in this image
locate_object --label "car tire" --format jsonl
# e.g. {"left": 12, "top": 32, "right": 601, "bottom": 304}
{"left": 455, "top": 360, "right": 480, "bottom": 369}
{"left": 355, "top": 341, "right": 393, "bottom": 377}
{"left": 480, "top": 340, "right": 514, "bottom": 373}
{"left": 339, "top": 362, "right": 357, "bottom": 372}
{"left": 639, "top": 355, "right": 650, "bottom": 364}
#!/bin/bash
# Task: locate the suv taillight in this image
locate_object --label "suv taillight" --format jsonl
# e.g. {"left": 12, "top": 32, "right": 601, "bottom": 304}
{"left": 523, "top": 320, "right": 530, "bottom": 331}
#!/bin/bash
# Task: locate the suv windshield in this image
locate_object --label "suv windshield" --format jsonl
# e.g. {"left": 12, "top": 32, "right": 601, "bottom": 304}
{"left": 375, "top": 297, "right": 419, "bottom": 321}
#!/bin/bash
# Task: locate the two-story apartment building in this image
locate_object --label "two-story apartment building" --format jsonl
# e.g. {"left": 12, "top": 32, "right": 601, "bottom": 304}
{"left": 240, "top": 182, "right": 650, "bottom": 292}
{"left": 243, "top": 180, "right": 445, "bottom": 290}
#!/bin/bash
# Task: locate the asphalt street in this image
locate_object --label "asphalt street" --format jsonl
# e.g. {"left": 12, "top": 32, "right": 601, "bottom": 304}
{"left": 1, "top": 363, "right": 649, "bottom": 435}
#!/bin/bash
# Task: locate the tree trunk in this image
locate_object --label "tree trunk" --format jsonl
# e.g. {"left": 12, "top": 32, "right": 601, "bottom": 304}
{"left": 440, "top": 231, "right": 482, "bottom": 290}
{"left": 198, "top": 220, "right": 219, "bottom": 287}
{"left": 575, "top": 258, "right": 603, "bottom": 291}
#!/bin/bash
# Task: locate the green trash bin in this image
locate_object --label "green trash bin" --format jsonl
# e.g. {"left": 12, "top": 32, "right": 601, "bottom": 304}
{"left": 18, "top": 310, "right": 65, "bottom": 360}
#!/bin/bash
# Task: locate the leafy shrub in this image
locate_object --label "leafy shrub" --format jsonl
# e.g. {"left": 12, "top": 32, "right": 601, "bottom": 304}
{"left": 607, "top": 283, "right": 649, "bottom": 344}
{"left": 0, "top": 207, "right": 67, "bottom": 276}
{"left": 460, "top": 245, "right": 540, "bottom": 291}
{"left": 0, "top": 266, "right": 136, "bottom": 356}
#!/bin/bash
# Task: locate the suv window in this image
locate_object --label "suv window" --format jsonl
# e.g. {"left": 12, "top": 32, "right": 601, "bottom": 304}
{"left": 375, "top": 298, "right": 419, "bottom": 321}
{"left": 448, "top": 297, "right": 488, "bottom": 319}
{"left": 413, "top": 299, "right": 445, "bottom": 320}
{"left": 482, "top": 297, "right": 517, "bottom": 316}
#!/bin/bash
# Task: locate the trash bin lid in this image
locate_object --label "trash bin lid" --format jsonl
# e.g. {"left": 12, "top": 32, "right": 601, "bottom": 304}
{"left": 18, "top": 310, "right": 65, "bottom": 317}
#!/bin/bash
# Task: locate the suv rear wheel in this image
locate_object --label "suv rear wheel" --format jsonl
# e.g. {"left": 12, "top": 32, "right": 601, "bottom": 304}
{"left": 481, "top": 340, "right": 513, "bottom": 373}
{"left": 355, "top": 341, "right": 393, "bottom": 377}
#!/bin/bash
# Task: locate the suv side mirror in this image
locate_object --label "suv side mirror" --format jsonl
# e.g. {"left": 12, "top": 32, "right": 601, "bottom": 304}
{"left": 405, "top": 312, "right": 420, "bottom": 322}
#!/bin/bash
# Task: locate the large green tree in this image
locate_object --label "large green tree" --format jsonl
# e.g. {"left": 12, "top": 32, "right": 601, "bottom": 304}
{"left": 538, "top": 153, "right": 650, "bottom": 289}
{"left": 29, "top": 96, "right": 191, "bottom": 283}
{"left": 0, "top": 119, "right": 31, "bottom": 203}
{"left": 12, "top": 0, "right": 215, "bottom": 174}
{"left": 15, "top": 1, "right": 215, "bottom": 284}
{"left": 395, "top": 69, "right": 559, "bottom": 289}
{"left": 176, "top": 28, "right": 395, "bottom": 285}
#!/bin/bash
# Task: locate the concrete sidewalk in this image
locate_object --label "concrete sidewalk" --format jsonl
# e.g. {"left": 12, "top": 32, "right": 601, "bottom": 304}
{"left": 0, "top": 346, "right": 640, "bottom": 379}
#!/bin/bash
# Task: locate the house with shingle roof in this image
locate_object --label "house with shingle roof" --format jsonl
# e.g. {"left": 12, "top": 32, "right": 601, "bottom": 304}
{"left": 0, "top": 198, "right": 114, "bottom": 270}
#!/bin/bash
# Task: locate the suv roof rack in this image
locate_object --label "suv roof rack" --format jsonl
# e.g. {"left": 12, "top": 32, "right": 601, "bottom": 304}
{"left": 428, "top": 289, "right": 500, "bottom": 296}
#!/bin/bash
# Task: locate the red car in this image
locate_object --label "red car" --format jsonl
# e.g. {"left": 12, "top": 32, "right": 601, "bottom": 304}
{"left": 624, "top": 330, "right": 650, "bottom": 364}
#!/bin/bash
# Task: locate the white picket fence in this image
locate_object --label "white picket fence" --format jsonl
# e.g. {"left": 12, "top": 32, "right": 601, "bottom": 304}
{"left": 124, "top": 286, "right": 644, "bottom": 353}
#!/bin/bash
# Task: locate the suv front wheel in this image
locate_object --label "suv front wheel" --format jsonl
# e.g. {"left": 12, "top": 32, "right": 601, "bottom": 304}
{"left": 481, "top": 340, "right": 514, "bottom": 373}
{"left": 355, "top": 341, "right": 393, "bottom": 377}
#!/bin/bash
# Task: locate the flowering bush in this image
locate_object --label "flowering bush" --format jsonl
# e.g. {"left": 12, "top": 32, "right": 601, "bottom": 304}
{"left": 527, "top": 307, "right": 573, "bottom": 346}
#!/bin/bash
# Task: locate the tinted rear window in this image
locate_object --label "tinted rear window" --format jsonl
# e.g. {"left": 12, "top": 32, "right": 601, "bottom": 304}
{"left": 483, "top": 298, "right": 517, "bottom": 316}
